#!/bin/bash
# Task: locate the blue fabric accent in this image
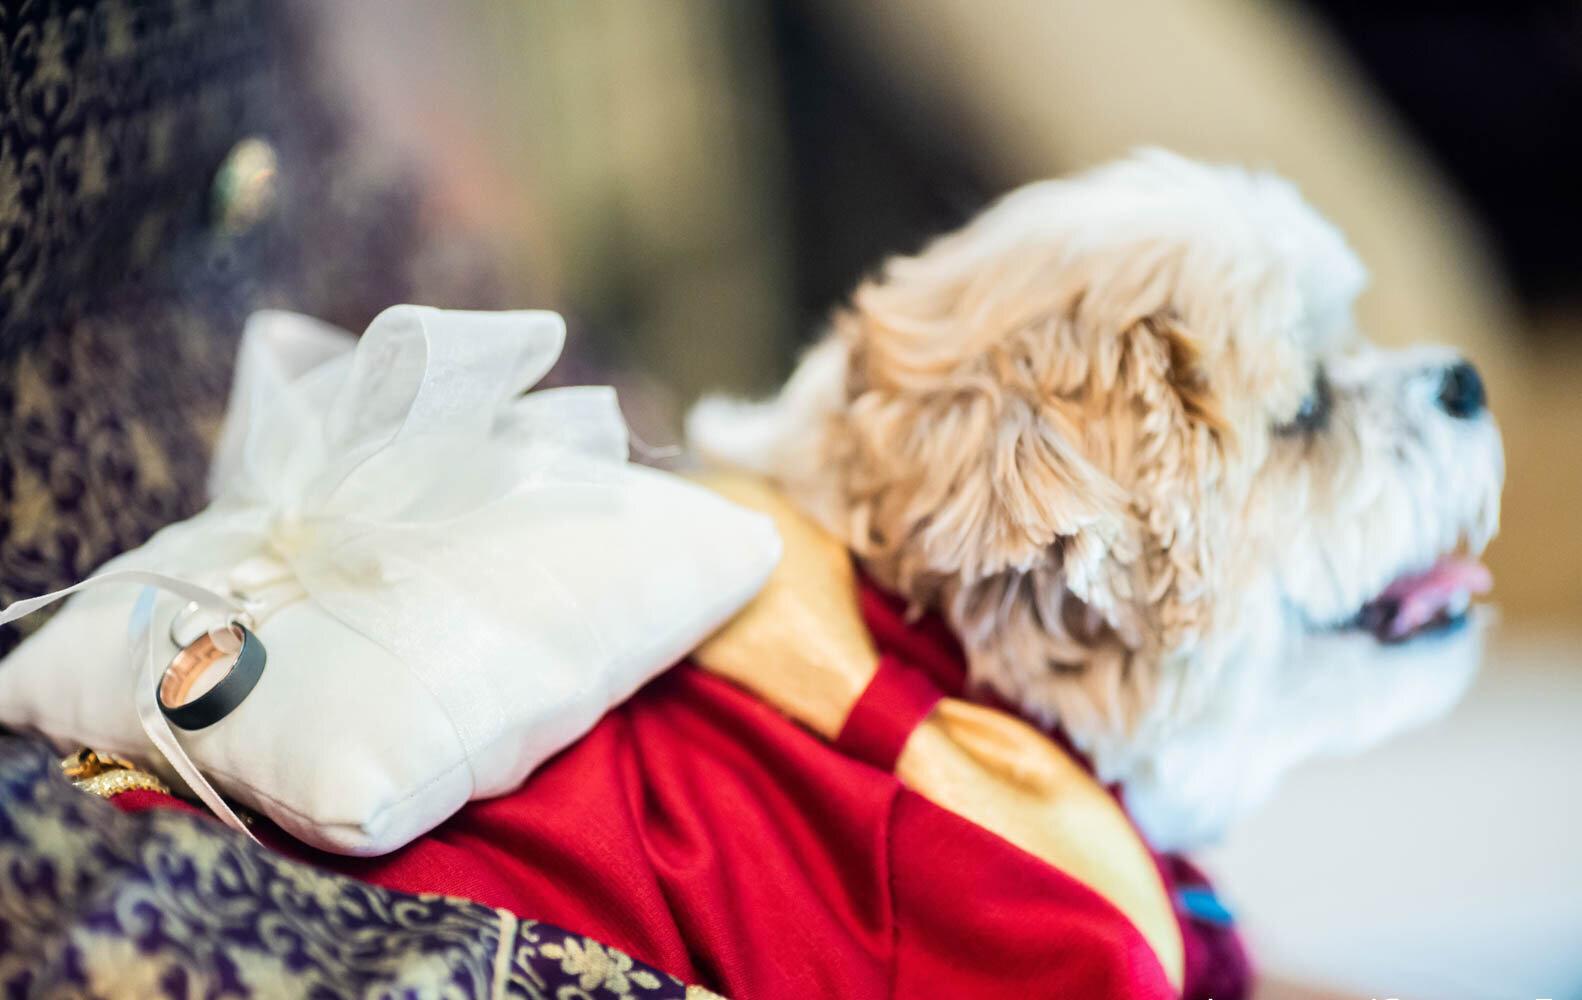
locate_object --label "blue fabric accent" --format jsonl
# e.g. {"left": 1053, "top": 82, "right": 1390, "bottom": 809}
{"left": 1178, "top": 886, "right": 1235, "bottom": 926}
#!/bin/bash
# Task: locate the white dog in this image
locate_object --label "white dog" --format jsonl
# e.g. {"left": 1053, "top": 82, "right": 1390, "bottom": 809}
{"left": 689, "top": 150, "right": 1503, "bottom": 850}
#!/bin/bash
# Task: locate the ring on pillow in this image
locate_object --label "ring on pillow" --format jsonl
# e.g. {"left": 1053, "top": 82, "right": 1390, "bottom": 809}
{"left": 158, "top": 623, "right": 266, "bottom": 730}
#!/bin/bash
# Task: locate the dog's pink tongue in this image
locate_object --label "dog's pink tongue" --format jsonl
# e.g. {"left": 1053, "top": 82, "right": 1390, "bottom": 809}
{"left": 1380, "top": 557, "right": 1492, "bottom": 638}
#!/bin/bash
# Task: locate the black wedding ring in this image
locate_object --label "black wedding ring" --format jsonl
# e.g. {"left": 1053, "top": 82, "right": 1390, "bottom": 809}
{"left": 157, "top": 623, "right": 267, "bottom": 730}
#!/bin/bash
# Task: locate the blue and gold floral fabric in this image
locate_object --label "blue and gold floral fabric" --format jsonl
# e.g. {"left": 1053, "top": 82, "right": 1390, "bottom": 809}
{"left": 0, "top": 737, "right": 718, "bottom": 999}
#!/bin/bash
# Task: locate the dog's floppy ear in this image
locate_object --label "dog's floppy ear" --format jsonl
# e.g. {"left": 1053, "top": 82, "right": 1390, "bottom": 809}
{"left": 827, "top": 239, "right": 1140, "bottom": 596}
{"left": 690, "top": 216, "right": 1230, "bottom": 648}
{"left": 838, "top": 229, "right": 1237, "bottom": 649}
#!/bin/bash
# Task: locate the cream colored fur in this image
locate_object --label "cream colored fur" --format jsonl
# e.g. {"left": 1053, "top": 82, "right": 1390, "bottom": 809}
{"left": 688, "top": 150, "right": 1503, "bottom": 850}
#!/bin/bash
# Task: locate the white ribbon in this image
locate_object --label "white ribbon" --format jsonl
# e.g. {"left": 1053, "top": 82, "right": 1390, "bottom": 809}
{"left": 0, "top": 305, "right": 635, "bottom": 839}
{"left": 0, "top": 569, "right": 256, "bottom": 836}
{"left": 129, "top": 585, "right": 257, "bottom": 837}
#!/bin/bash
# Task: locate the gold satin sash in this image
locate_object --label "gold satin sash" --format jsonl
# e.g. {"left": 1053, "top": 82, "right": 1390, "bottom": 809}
{"left": 692, "top": 473, "right": 1184, "bottom": 991}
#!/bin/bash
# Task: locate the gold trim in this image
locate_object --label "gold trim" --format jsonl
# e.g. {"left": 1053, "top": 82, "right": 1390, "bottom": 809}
{"left": 690, "top": 474, "right": 1185, "bottom": 992}
{"left": 60, "top": 747, "right": 171, "bottom": 799}
{"left": 72, "top": 769, "right": 172, "bottom": 799}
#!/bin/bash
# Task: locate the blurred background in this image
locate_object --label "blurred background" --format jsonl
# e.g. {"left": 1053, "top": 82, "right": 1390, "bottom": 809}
{"left": 1, "top": 1, "right": 1577, "bottom": 997}
{"left": 317, "top": 0, "right": 1582, "bottom": 628}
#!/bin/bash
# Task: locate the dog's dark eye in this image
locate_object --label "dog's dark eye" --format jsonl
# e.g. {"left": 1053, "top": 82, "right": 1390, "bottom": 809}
{"left": 1277, "top": 367, "right": 1331, "bottom": 435}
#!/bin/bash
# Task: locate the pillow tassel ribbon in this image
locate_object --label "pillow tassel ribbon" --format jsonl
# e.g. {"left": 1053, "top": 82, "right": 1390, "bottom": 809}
{"left": 0, "top": 570, "right": 257, "bottom": 837}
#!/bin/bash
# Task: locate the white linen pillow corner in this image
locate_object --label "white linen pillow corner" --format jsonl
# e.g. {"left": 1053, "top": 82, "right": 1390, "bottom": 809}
{"left": 0, "top": 305, "right": 781, "bottom": 855}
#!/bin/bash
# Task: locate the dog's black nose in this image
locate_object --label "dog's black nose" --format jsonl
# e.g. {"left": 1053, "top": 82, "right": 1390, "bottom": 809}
{"left": 1437, "top": 361, "right": 1485, "bottom": 419}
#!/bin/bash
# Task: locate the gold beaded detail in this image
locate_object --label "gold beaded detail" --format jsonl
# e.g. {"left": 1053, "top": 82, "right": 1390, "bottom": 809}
{"left": 59, "top": 747, "right": 170, "bottom": 799}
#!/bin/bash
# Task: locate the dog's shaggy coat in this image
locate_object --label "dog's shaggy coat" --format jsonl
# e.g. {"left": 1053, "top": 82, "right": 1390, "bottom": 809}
{"left": 690, "top": 151, "right": 1503, "bottom": 849}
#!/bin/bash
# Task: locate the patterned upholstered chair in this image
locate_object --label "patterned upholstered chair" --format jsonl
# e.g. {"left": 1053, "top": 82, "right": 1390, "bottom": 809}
{"left": 0, "top": 0, "right": 499, "bottom": 654}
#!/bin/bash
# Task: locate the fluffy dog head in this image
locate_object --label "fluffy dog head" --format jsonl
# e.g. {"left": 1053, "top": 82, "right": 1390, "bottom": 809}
{"left": 689, "top": 150, "right": 1503, "bottom": 849}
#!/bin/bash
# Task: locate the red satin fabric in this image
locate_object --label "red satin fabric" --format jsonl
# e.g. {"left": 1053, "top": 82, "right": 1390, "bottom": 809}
{"left": 115, "top": 581, "right": 1249, "bottom": 999}
{"left": 834, "top": 652, "right": 943, "bottom": 771}
{"left": 306, "top": 665, "right": 1173, "bottom": 998}
{"left": 853, "top": 584, "right": 1252, "bottom": 1000}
